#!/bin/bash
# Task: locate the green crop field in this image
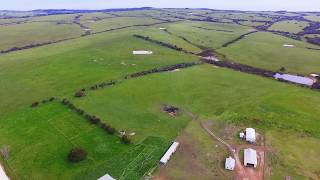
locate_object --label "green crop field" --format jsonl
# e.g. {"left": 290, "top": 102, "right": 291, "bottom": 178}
{"left": 0, "top": 8, "right": 320, "bottom": 180}
{"left": 268, "top": 20, "right": 310, "bottom": 34}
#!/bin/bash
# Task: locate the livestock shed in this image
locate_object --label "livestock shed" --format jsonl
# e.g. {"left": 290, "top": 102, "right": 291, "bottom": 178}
{"left": 225, "top": 156, "right": 235, "bottom": 170}
{"left": 283, "top": 44, "right": 295, "bottom": 47}
{"left": 97, "top": 174, "right": 116, "bottom": 180}
{"left": 244, "top": 148, "right": 257, "bottom": 168}
{"left": 132, "top": 50, "right": 153, "bottom": 55}
{"left": 160, "top": 141, "right": 179, "bottom": 165}
{"left": 245, "top": 128, "right": 256, "bottom": 143}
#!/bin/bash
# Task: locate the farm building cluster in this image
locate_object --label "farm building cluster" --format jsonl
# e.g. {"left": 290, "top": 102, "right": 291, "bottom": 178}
{"left": 225, "top": 128, "right": 259, "bottom": 171}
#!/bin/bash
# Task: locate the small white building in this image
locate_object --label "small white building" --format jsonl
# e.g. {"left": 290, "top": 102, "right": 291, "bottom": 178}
{"left": 245, "top": 128, "right": 256, "bottom": 143}
{"left": 159, "top": 27, "right": 167, "bottom": 30}
{"left": 310, "top": 74, "right": 319, "bottom": 78}
{"left": 132, "top": 50, "right": 153, "bottom": 55}
{"left": 225, "top": 156, "right": 235, "bottom": 170}
{"left": 239, "top": 132, "right": 245, "bottom": 139}
{"left": 97, "top": 174, "right": 116, "bottom": 180}
{"left": 283, "top": 44, "right": 295, "bottom": 48}
{"left": 160, "top": 141, "right": 179, "bottom": 165}
{"left": 244, "top": 148, "right": 257, "bottom": 168}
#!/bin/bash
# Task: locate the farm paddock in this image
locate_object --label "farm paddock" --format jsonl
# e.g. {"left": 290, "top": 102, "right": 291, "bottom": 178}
{"left": 1, "top": 8, "right": 320, "bottom": 180}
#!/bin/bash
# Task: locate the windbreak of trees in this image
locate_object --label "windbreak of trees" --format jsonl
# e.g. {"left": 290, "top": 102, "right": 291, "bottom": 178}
{"left": 126, "top": 62, "right": 200, "bottom": 79}
{"left": 61, "top": 98, "right": 131, "bottom": 144}
{"left": 133, "top": 34, "right": 194, "bottom": 54}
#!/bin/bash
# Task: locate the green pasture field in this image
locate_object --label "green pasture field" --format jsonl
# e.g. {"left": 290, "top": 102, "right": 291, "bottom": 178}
{"left": 164, "top": 21, "right": 252, "bottom": 49}
{"left": 304, "top": 15, "right": 320, "bottom": 22}
{"left": 71, "top": 64, "right": 320, "bottom": 179}
{"left": 79, "top": 12, "right": 116, "bottom": 23}
{"left": 1, "top": 9, "right": 320, "bottom": 180}
{"left": 0, "top": 21, "right": 83, "bottom": 51}
{"left": 3, "top": 64, "right": 320, "bottom": 179}
{"left": 0, "top": 102, "right": 170, "bottom": 180}
{"left": 135, "top": 25, "right": 202, "bottom": 53}
{"left": 82, "top": 16, "right": 163, "bottom": 33}
{"left": 218, "top": 31, "right": 320, "bottom": 75}
{"left": 268, "top": 20, "right": 309, "bottom": 34}
{"left": 238, "top": 20, "right": 266, "bottom": 27}
{"left": 0, "top": 28, "right": 197, "bottom": 117}
{"left": 29, "top": 14, "right": 79, "bottom": 23}
{"left": 0, "top": 18, "right": 29, "bottom": 25}
{"left": 207, "top": 12, "right": 273, "bottom": 22}
{"left": 266, "top": 130, "right": 320, "bottom": 179}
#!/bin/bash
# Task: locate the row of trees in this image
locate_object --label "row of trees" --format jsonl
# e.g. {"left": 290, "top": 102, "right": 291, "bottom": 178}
{"left": 202, "top": 58, "right": 320, "bottom": 91}
{"left": 133, "top": 34, "right": 193, "bottom": 54}
{"left": 127, "top": 62, "right": 199, "bottom": 79}
{"left": 201, "top": 58, "right": 275, "bottom": 78}
{"left": 221, "top": 31, "right": 258, "bottom": 47}
{"left": 31, "top": 97, "right": 56, "bottom": 108}
{"left": 61, "top": 98, "right": 131, "bottom": 143}
{"left": 0, "top": 37, "right": 75, "bottom": 54}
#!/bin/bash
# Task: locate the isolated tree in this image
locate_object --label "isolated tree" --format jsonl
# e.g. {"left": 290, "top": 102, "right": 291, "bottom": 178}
{"left": 74, "top": 90, "right": 85, "bottom": 98}
{"left": 121, "top": 135, "right": 132, "bottom": 144}
{"left": 279, "top": 67, "right": 286, "bottom": 72}
{"left": 31, "top": 102, "right": 39, "bottom": 108}
{"left": 68, "top": 147, "right": 87, "bottom": 163}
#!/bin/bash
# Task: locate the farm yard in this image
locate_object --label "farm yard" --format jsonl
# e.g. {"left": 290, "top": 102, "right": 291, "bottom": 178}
{"left": 0, "top": 8, "right": 320, "bottom": 180}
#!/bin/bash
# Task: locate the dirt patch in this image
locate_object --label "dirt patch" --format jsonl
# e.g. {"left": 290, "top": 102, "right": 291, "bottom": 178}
{"left": 162, "top": 105, "right": 180, "bottom": 117}
{"left": 153, "top": 121, "right": 231, "bottom": 180}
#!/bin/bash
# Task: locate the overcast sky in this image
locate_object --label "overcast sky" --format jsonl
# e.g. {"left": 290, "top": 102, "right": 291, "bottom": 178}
{"left": 2, "top": 0, "right": 320, "bottom": 11}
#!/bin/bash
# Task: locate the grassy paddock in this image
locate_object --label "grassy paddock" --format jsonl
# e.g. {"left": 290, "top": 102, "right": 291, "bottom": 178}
{"left": 268, "top": 20, "right": 309, "bottom": 34}
{"left": 218, "top": 32, "right": 320, "bottom": 74}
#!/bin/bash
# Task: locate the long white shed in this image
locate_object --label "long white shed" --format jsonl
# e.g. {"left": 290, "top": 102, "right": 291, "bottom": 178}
{"left": 97, "top": 174, "right": 116, "bottom": 180}
{"left": 132, "top": 50, "right": 153, "bottom": 55}
{"left": 0, "top": 164, "right": 9, "bottom": 180}
{"left": 160, "top": 141, "right": 179, "bottom": 165}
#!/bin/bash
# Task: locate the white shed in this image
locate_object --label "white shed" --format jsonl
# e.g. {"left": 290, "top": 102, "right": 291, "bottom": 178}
{"left": 225, "top": 156, "right": 235, "bottom": 171}
{"left": 160, "top": 142, "right": 179, "bottom": 165}
{"left": 239, "top": 132, "right": 245, "bottom": 139}
{"left": 0, "top": 164, "right": 9, "bottom": 180}
{"left": 244, "top": 148, "right": 257, "bottom": 168}
{"left": 97, "top": 174, "right": 116, "bottom": 180}
{"left": 245, "top": 128, "right": 256, "bottom": 143}
{"left": 283, "top": 44, "right": 295, "bottom": 48}
{"left": 132, "top": 50, "right": 153, "bottom": 55}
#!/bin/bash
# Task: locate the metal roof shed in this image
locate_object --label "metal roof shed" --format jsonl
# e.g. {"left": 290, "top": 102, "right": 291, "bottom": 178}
{"left": 225, "top": 156, "right": 235, "bottom": 170}
{"left": 97, "top": 174, "right": 116, "bottom": 180}
{"left": 160, "top": 142, "right": 179, "bottom": 165}
{"left": 245, "top": 128, "right": 256, "bottom": 143}
{"left": 244, "top": 148, "right": 257, "bottom": 168}
{"left": 132, "top": 50, "right": 153, "bottom": 55}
